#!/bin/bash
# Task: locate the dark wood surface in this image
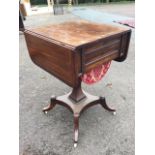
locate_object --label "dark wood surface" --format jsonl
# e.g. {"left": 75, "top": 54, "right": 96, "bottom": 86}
{"left": 24, "top": 21, "right": 131, "bottom": 87}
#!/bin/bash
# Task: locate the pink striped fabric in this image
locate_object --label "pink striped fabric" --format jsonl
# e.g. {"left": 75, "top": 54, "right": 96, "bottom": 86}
{"left": 115, "top": 19, "right": 135, "bottom": 28}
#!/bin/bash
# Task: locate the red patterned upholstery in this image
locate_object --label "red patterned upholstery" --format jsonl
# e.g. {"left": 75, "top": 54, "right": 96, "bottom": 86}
{"left": 82, "top": 61, "right": 111, "bottom": 84}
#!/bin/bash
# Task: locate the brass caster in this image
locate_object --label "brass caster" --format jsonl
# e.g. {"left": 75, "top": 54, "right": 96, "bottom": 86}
{"left": 112, "top": 111, "right": 116, "bottom": 115}
{"left": 44, "top": 111, "right": 48, "bottom": 114}
{"left": 74, "top": 143, "right": 77, "bottom": 148}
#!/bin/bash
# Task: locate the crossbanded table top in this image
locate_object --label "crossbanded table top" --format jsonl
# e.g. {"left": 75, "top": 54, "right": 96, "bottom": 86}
{"left": 25, "top": 20, "right": 130, "bottom": 48}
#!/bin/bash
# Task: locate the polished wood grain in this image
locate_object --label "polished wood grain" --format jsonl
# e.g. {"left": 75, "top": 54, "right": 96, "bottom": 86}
{"left": 26, "top": 21, "right": 129, "bottom": 48}
{"left": 25, "top": 31, "right": 78, "bottom": 87}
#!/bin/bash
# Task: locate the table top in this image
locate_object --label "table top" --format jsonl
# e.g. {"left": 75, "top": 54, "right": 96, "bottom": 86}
{"left": 25, "top": 20, "right": 130, "bottom": 49}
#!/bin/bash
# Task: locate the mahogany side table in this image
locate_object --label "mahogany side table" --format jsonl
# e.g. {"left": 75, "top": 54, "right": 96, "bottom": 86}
{"left": 24, "top": 21, "right": 131, "bottom": 147}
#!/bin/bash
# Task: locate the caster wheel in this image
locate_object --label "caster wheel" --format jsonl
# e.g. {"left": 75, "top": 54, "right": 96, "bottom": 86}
{"left": 112, "top": 111, "right": 116, "bottom": 115}
{"left": 74, "top": 143, "right": 77, "bottom": 148}
{"left": 44, "top": 111, "right": 48, "bottom": 114}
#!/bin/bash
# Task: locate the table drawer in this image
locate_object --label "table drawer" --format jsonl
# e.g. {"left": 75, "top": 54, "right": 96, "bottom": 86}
{"left": 83, "top": 35, "right": 121, "bottom": 72}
